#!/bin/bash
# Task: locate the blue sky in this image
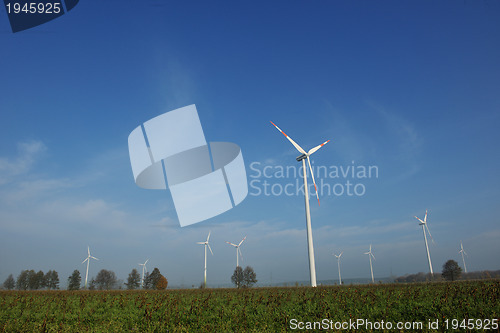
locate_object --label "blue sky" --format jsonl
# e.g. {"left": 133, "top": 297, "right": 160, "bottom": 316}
{"left": 1, "top": 0, "right": 499, "bottom": 288}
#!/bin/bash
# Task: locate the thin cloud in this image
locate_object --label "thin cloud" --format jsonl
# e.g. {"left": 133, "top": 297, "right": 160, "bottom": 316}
{"left": 0, "top": 140, "right": 46, "bottom": 185}
{"left": 368, "top": 101, "right": 423, "bottom": 180}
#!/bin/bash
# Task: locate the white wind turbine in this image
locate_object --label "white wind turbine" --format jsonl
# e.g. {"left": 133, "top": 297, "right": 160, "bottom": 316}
{"left": 414, "top": 209, "right": 435, "bottom": 274}
{"left": 81, "top": 246, "right": 99, "bottom": 289}
{"left": 333, "top": 251, "right": 343, "bottom": 285}
{"left": 139, "top": 259, "right": 149, "bottom": 288}
{"left": 364, "top": 244, "right": 375, "bottom": 283}
{"left": 270, "top": 121, "right": 330, "bottom": 287}
{"left": 226, "top": 236, "right": 246, "bottom": 268}
{"left": 459, "top": 240, "right": 468, "bottom": 273}
{"left": 197, "top": 231, "right": 213, "bottom": 288}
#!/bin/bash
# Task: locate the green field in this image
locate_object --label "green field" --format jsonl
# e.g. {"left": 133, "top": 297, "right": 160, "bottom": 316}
{"left": 1, "top": 280, "right": 499, "bottom": 332}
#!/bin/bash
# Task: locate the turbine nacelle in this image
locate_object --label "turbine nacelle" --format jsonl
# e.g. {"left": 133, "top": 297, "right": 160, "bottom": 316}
{"left": 198, "top": 231, "right": 213, "bottom": 255}
{"left": 270, "top": 121, "right": 330, "bottom": 206}
{"left": 415, "top": 210, "right": 434, "bottom": 244}
{"left": 226, "top": 236, "right": 246, "bottom": 266}
{"left": 296, "top": 153, "right": 307, "bottom": 162}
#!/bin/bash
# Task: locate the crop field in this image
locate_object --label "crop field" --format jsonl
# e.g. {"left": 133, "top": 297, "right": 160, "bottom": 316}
{"left": 0, "top": 280, "right": 499, "bottom": 332}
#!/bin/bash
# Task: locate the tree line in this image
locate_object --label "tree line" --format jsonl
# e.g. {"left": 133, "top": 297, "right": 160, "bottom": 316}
{"left": 2, "top": 268, "right": 168, "bottom": 291}
{"left": 394, "top": 259, "right": 500, "bottom": 283}
{"left": 3, "top": 266, "right": 258, "bottom": 290}
{"left": 2, "top": 270, "right": 59, "bottom": 290}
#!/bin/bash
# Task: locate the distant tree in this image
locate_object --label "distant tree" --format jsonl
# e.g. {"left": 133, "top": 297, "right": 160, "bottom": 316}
{"left": 125, "top": 269, "right": 141, "bottom": 290}
{"left": 34, "top": 270, "right": 45, "bottom": 289}
{"left": 394, "top": 272, "right": 441, "bottom": 283}
{"left": 16, "top": 270, "right": 29, "bottom": 290}
{"left": 156, "top": 275, "right": 168, "bottom": 290}
{"left": 442, "top": 260, "right": 462, "bottom": 281}
{"left": 95, "top": 269, "right": 117, "bottom": 290}
{"left": 25, "top": 270, "right": 37, "bottom": 290}
{"left": 3, "top": 274, "right": 15, "bottom": 290}
{"left": 144, "top": 268, "right": 162, "bottom": 290}
{"left": 45, "top": 270, "right": 59, "bottom": 290}
{"left": 88, "top": 278, "right": 96, "bottom": 290}
{"left": 116, "top": 279, "right": 124, "bottom": 290}
{"left": 231, "top": 266, "right": 244, "bottom": 288}
{"left": 242, "top": 266, "right": 257, "bottom": 288}
{"left": 68, "top": 270, "right": 82, "bottom": 290}
{"left": 143, "top": 272, "right": 151, "bottom": 289}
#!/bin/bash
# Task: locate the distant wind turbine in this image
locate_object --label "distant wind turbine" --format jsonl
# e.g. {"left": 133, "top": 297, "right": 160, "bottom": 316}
{"left": 81, "top": 246, "right": 99, "bottom": 289}
{"left": 139, "top": 259, "right": 149, "bottom": 288}
{"left": 270, "top": 121, "right": 330, "bottom": 287}
{"left": 333, "top": 251, "right": 343, "bottom": 285}
{"left": 226, "top": 236, "right": 246, "bottom": 268}
{"left": 364, "top": 244, "right": 375, "bottom": 283}
{"left": 197, "top": 231, "right": 213, "bottom": 288}
{"left": 459, "top": 241, "right": 468, "bottom": 273}
{"left": 414, "top": 210, "right": 435, "bottom": 274}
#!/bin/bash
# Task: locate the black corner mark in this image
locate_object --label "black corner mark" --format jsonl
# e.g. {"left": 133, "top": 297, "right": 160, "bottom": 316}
{"left": 3, "top": 0, "right": 79, "bottom": 33}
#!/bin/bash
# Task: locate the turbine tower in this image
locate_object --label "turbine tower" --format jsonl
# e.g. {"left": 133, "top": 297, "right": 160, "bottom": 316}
{"left": 364, "top": 244, "right": 375, "bottom": 283}
{"left": 139, "top": 259, "right": 149, "bottom": 288}
{"left": 270, "top": 121, "right": 330, "bottom": 287}
{"left": 459, "top": 240, "right": 468, "bottom": 273}
{"left": 226, "top": 236, "right": 246, "bottom": 268}
{"left": 81, "top": 246, "right": 99, "bottom": 289}
{"left": 414, "top": 210, "right": 434, "bottom": 275}
{"left": 197, "top": 231, "right": 213, "bottom": 288}
{"left": 333, "top": 251, "right": 343, "bottom": 285}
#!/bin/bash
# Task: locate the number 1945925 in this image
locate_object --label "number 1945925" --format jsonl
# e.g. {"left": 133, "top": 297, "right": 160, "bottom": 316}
{"left": 6, "top": 2, "right": 62, "bottom": 14}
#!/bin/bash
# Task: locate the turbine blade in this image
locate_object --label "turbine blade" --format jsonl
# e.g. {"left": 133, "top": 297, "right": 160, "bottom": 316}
{"left": 238, "top": 236, "right": 247, "bottom": 247}
{"left": 145, "top": 259, "right": 149, "bottom": 264}
{"left": 88, "top": 246, "right": 90, "bottom": 256}
{"left": 238, "top": 247, "right": 243, "bottom": 261}
{"left": 307, "top": 140, "right": 330, "bottom": 155}
{"left": 340, "top": 251, "right": 343, "bottom": 257}
{"left": 82, "top": 258, "right": 88, "bottom": 264}
{"left": 424, "top": 209, "right": 428, "bottom": 223}
{"left": 196, "top": 242, "right": 205, "bottom": 244}
{"left": 208, "top": 243, "right": 214, "bottom": 256}
{"left": 307, "top": 157, "right": 320, "bottom": 206}
{"left": 207, "top": 230, "right": 211, "bottom": 242}
{"left": 91, "top": 256, "right": 99, "bottom": 260}
{"left": 414, "top": 216, "right": 425, "bottom": 224}
{"left": 425, "top": 224, "right": 435, "bottom": 244}
{"left": 270, "top": 121, "right": 306, "bottom": 154}
{"left": 226, "top": 241, "right": 237, "bottom": 247}
{"left": 371, "top": 253, "right": 376, "bottom": 260}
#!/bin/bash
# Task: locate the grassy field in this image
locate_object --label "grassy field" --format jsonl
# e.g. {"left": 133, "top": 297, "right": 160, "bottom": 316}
{"left": 0, "top": 280, "right": 499, "bottom": 332}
